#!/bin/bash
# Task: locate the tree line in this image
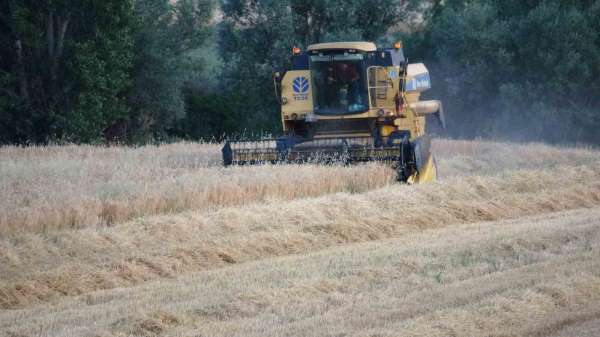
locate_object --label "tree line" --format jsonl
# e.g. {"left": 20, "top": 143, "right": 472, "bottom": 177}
{"left": 1, "top": 0, "right": 214, "bottom": 144}
{"left": 1, "top": 0, "right": 599, "bottom": 145}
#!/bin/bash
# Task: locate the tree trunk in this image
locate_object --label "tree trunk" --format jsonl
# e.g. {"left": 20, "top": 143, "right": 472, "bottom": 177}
{"left": 56, "top": 16, "right": 70, "bottom": 59}
{"left": 47, "top": 10, "right": 70, "bottom": 112}
{"left": 48, "top": 12, "right": 69, "bottom": 82}
{"left": 47, "top": 12, "right": 55, "bottom": 59}
{"left": 14, "top": 39, "right": 29, "bottom": 104}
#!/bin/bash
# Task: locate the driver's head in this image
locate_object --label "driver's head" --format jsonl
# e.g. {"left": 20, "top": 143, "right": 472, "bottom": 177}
{"left": 337, "top": 63, "right": 348, "bottom": 71}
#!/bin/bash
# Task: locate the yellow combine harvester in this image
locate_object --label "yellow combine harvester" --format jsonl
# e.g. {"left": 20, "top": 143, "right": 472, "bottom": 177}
{"left": 223, "top": 41, "right": 445, "bottom": 183}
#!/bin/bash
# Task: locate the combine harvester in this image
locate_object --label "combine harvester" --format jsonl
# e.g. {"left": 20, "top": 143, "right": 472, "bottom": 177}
{"left": 223, "top": 41, "right": 445, "bottom": 183}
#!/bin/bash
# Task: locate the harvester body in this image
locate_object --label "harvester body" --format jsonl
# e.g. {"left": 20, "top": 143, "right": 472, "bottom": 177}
{"left": 223, "top": 41, "right": 444, "bottom": 183}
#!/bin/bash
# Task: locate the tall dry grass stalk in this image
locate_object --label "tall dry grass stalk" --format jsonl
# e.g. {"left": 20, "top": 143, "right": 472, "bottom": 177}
{"left": 0, "top": 143, "right": 394, "bottom": 236}
{"left": 2, "top": 139, "right": 598, "bottom": 236}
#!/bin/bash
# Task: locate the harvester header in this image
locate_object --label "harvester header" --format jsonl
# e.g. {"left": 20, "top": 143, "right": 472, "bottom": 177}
{"left": 223, "top": 41, "right": 445, "bottom": 183}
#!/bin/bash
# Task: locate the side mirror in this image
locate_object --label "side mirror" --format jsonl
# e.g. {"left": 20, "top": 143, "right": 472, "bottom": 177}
{"left": 272, "top": 71, "right": 283, "bottom": 103}
{"left": 272, "top": 68, "right": 285, "bottom": 82}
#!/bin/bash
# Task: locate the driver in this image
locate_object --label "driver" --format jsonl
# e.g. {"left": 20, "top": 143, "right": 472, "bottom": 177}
{"left": 336, "top": 62, "right": 362, "bottom": 110}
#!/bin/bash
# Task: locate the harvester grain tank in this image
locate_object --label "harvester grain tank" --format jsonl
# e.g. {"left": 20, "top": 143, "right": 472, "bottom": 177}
{"left": 222, "top": 41, "right": 445, "bottom": 183}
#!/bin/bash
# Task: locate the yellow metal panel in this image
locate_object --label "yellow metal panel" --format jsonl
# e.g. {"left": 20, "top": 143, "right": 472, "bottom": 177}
{"left": 380, "top": 125, "right": 396, "bottom": 137}
{"left": 281, "top": 70, "right": 314, "bottom": 116}
{"left": 408, "top": 154, "right": 437, "bottom": 184}
{"left": 405, "top": 92, "right": 421, "bottom": 103}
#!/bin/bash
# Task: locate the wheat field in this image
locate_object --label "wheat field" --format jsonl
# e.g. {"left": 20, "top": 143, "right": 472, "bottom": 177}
{"left": 1, "top": 139, "right": 600, "bottom": 337}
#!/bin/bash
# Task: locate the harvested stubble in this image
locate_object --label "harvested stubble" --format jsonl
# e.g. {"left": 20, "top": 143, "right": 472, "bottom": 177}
{"left": 1, "top": 208, "right": 600, "bottom": 337}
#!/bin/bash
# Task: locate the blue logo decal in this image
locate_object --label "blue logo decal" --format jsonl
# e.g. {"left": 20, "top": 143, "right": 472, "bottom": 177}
{"left": 293, "top": 77, "right": 309, "bottom": 94}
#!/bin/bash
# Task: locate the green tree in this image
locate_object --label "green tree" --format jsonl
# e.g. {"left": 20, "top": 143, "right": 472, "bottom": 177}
{"left": 425, "top": 0, "right": 600, "bottom": 143}
{"left": 128, "top": 0, "right": 215, "bottom": 142}
{"left": 68, "top": 2, "right": 134, "bottom": 142}
{"left": 178, "top": 90, "right": 239, "bottom": 141}
{"left": 219, "top": 0, "right": 295, "bottom": 134}
{"left": 0, "top": 0, "right": 134, "bottom": 143}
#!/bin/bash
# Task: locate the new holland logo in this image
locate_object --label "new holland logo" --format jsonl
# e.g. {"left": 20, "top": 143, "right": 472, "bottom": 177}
{"left": 293, "top": 77, "right": 309, "bottom": 93}
{"left": 292, "top": 77, "right": 309, "bottom": 101}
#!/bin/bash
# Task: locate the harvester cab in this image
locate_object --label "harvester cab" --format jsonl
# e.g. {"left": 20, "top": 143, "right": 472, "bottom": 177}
{"left": 223, "top": 41, "right": 445, "bottom": 183}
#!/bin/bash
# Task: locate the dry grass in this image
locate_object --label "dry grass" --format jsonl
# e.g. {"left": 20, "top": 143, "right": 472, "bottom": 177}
{"left": 0, "top": 143, "right": 394, "bottom": 236}
{"left": 1, "top": 138, "right": 600, "bottom": 336}
{"left": 2, "top": 164, "right": 600, "bottom": 310}
{"left": 2, "top": 139, "right": 598, "bottom": 236}
{"left": 2, "top": 208, "right": 599, "bottom": 337}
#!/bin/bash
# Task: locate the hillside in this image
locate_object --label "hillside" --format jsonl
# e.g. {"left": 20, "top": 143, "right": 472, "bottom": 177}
{"left": 1, "top": 139, "right": 600, "bottom": 337}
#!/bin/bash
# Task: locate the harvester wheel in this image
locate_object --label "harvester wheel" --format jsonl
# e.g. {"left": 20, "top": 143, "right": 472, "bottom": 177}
{"left": 412, "top": 135, "right": 432, "bottom": 173}
{"left": 396, "top": 163, "right": 409, "bottom": 182}
{"left": 222, "top": 142, "right": 233, "bottom": 166}
{"left": 393, "top": 131, "right": 412, "bottom": 183}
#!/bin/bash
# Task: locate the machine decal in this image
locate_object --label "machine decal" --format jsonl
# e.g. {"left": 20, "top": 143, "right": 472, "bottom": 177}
{"left": 406, "top": 72, "right": 431, "bottom": 92}
{"left": 292, "top": 76, "right": 309, "bottom": 101}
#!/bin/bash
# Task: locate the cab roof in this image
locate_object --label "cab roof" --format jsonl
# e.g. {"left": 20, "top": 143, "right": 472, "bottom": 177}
{"left": 307, "top": 41, "right": 377, "bottom": 52}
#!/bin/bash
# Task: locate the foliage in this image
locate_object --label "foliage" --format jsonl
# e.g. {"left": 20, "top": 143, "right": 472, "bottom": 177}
{"left": 0, "top": 0, "right": 215, "bottom": 144}
{"left": 177, "top": 89, "right": 239, "bottom": 141}
{"left": 423, "top": 0, "right": 600, "bottom": 143}
{"left": 69, "top": 4, "right": 134, "bottom": 143}
{"left": 218, "top": 0, "right": 295, "bottom": 134}
{"left": 128, "top": 0, "right": 215, "bottom": 142}
{"left": 0, "top": 0, "right": 134, "bottom": 143}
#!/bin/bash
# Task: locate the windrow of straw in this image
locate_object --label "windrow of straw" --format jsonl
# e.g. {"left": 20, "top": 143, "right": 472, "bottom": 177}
{"left": 2, "top": 207, "right": 599, "bottom": 337}
{"left": 2, "top": 163, "right": 599, "bottom": 309}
